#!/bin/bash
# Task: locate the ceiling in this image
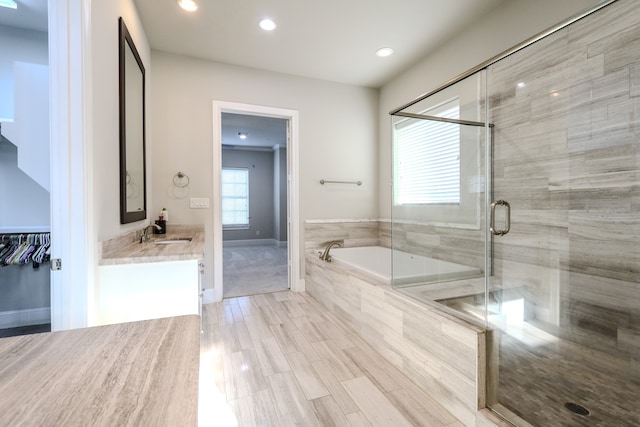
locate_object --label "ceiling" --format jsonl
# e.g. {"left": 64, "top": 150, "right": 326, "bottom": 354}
{"left": 133, "top": 0, "right": 505, "bottom": 89}
{"left": 0, "top": 1, "right": 508, "bottom": 88}
{"left": 134, "top": 0, "right": 505, "bottom": 147}
{"left": 0, "top": 0, "right": 47, "bottom": 32}
{"left": 222, "top": 113, "right": 287, "bottom": 149}
{"left": 1, "top": 0, "right": 507, "bottom": 147}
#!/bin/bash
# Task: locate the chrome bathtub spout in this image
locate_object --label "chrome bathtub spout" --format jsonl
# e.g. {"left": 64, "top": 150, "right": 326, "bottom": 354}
{"left": 319, "top": 240, "right": 342, "bottom": 262}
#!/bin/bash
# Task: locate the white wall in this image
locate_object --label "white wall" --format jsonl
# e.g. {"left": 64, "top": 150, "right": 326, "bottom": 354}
{"left": 0, "top": 139, "right": 49, "bottom": 228}
{"left": 0, "top": 25, "right": 48, "bottom": 122}
{"left": 150, "top": 51, "right": 379, "bottom": 286}
{"left": 82, "top": 0, "right": 150, "bottom": 325}
{"left": 378, "top": 0, "right": 601, "bottom": 218}
{"left": 91, "top": 0, "right": 151, "bottom": 242}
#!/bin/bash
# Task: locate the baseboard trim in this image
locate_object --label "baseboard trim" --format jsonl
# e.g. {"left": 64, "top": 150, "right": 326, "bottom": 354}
{"left": 224, "top": 239, "right": 276, "bottom": 247}
{"left": 0, "top": 307, "right": 51, "bottom": 329}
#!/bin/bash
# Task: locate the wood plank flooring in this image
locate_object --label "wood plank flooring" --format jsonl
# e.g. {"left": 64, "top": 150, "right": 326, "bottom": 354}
{"left": 199, "top": 291, "right": 464, "bottom": 427}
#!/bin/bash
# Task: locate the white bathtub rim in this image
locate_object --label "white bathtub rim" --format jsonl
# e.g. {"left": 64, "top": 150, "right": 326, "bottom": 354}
{"left": 324, "top": 246, "right": 481, "bottom": 286}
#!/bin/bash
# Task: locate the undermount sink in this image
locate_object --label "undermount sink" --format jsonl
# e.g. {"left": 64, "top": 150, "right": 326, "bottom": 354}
{"left": 154, "top": 237, "right": 193, "bottom": 244}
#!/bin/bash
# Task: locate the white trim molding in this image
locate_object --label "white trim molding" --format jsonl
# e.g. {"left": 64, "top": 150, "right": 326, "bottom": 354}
{"left": 49, "top": 0, "right": 94, "bottom": 330}
{"left": 0, "top": 308, "right": 51, "bottom": 329}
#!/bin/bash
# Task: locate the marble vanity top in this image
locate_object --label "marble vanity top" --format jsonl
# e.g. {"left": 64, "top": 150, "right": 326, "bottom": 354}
{"left": 0, "top": 315, "right": 200, "bottom": 426}
{"left": 100, "top": 224, "right": 204, "bottom": 265}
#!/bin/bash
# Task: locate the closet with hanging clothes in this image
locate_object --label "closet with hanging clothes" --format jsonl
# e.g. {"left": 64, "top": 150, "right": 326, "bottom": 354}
{"left": 0, "top": 232, "right": 51, "bottom": 337}
{"left": 0, "top": 7, "right": 51, "bottom": 337}
{"left": 0, "top": 127, "right": 51, "bottom": 336}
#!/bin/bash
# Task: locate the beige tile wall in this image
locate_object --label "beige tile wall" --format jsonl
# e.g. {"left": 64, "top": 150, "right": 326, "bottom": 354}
{"left": 304, "top": 219, "right": 384, "bottom": 253}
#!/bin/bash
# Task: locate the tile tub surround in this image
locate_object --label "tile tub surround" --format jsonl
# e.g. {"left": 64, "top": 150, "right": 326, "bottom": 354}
{"left": 100, "top": 224, "right": 204, "bottom": 265}
{"left": 305, "top": 253, "right": 490, "bottom": 427}
{"left": 0, "top": 315, "right": 200, "bottom": 426}
{"left": 305, "top": 219, "right": 484, "bottom": 275}
{"left": 391, "top": 220, "right": 485, "bottom": 274}
{"left": 305, "top": 219, "right": 389, "bottom": 253}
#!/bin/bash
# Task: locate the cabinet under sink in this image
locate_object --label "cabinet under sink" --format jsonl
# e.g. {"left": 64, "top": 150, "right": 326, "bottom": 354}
{"left": 96, "top": 259, "right": 201, "bottom": 326}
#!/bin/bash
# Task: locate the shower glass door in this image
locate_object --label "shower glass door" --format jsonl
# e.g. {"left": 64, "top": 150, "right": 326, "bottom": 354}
{"left": 486, "top": 1, "right": 640, "bottom": 424}
{"left": 390, "top": 72, "right": 489, "bottom": 324}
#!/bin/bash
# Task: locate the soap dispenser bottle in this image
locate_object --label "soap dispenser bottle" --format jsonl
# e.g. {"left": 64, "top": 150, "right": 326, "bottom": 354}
{"left": 155, "top": 208, "right": 167, "bottom": 234}
{"left": 161, "top": 208, "right": 168, "bottom": 222}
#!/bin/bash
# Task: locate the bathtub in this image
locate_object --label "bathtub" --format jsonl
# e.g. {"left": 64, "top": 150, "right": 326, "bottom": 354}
{"left": 306, "top": 244, "right": 486, "bottom": 425}
{"left": 323, "top": 246, "right": 481, "bottom": 286}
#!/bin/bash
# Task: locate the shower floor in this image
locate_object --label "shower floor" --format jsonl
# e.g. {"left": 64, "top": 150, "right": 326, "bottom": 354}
{"left": 494, "top": 327, "right": 640, "bottom": 426}
{"left": 398, "top": 280, "right": 639, "bottom": 425}
{"left": 436, "top": 288, "right": 640, "bottom": 426}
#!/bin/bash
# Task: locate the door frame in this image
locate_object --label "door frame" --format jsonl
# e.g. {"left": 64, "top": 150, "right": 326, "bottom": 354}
{"left": 49, "top": 0, "right": 94, "bottom": 330}
{"left": 212, "top": 101, "right": 300, "bottom": 301}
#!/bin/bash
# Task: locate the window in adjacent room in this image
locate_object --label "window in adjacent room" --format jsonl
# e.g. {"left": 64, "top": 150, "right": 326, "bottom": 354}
{"left": 222, "top": 167, "right": 249, "bottom": 228}
{"left": 394, "top": 99, "right": 460, "bottom": 205}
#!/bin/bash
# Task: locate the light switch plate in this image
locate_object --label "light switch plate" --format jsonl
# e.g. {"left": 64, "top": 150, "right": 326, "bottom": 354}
{"left": 190, "top": 197, "right": 210, "bottom": 209}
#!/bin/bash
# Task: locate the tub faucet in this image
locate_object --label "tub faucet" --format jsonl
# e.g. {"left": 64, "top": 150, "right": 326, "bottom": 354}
{"left": 320, "top": 240, "right": 343, "bottom": 262}
{"left": 140, "top": 224, "right": 162, "bottom": 243}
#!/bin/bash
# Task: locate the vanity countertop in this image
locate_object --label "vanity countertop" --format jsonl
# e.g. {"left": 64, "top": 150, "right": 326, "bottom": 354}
{"left": 100, "top": 224, "right": 204, "bottom": 265}
{"left": 0, "top": 315, "right": 200, "bottom": 426}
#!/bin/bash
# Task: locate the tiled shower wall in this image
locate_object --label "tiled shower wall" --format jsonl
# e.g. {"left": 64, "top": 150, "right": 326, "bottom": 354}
{"left": 391, "top": 221, "right": 485, "bottom": 272}
{"left": 488, "top": 0, "right": 640, "bottom": 364}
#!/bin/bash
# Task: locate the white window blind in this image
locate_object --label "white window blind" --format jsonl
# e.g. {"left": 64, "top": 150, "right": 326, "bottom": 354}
{"left": 222, "top": 168, "right": 249, "bottom": 227}
{"left": 394, "top": 101, "right": 460, "bottom": 205}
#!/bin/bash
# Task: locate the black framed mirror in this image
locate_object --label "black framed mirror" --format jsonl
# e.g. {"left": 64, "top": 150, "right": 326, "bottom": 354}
{"left": 119, "top": 17, "right": 147, "bottom": 223}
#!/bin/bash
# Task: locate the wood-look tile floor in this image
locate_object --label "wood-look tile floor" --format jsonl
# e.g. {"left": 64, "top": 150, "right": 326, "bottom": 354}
{"left": 199, "top": 291, "right": 464, "bottom": 427}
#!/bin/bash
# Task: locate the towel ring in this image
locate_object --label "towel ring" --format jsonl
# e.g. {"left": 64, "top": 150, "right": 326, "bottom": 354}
{"left": 173, "top": 172, "right": 190, "bottom": 188}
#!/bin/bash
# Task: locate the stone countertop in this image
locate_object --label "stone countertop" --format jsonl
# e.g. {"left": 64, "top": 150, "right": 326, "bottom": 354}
{"left": 0, "top": 315, "right": 200, "bottom": 426}
{"left": 100, "top": 224, "right": 205, "bottom": 265}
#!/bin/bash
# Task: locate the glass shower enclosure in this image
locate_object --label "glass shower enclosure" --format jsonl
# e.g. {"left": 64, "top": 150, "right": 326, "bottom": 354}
{"left": 390, "top": 0, "right": 639, "bottom": 425}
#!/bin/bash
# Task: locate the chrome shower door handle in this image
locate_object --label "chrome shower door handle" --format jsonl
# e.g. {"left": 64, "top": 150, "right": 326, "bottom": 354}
{"left": 490, "top": 200, "right": 511, "bottom": 236}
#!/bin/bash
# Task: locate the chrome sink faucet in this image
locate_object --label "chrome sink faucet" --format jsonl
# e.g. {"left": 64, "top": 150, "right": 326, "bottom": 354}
{"left": 140, "top": 224, "right": 162, "bottom": 243}
{"left": 319, "top": 240, "right": 343, "bottom": 262}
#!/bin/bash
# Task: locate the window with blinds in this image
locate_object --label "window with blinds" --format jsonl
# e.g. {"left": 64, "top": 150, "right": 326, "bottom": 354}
{"left": 394, "top": 101, "right": 460, "bottom": 205}
{"left": 222, "top": 168, "right": 249, "bottom": 228}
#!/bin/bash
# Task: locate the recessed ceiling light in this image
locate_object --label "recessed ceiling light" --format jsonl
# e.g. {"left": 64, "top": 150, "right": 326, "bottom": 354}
{"left": 238, "top": 132, "right": 248, "bottom": 140}
{"left": 0, "top": 0, "right": 17, "bottom": 9}
{"left": 516, "top": 82, "right": 526, "bottom": 88}
{"left": 177, "top": 0, "right": 198, "bottom": 12}
{"left": 259, "top": 18, "right": 277, "bottom": 31}
{"left": 375, "top": 47, "right": 394, "bottom": 58}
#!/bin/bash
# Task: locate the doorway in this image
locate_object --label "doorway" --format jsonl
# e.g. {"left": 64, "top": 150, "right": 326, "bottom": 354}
{"left": 221, "top": 113, "right": 289, "bottom": 298}
{"left": 212, "top": 101, "right": 300, "bottom": 301}
{"left": 0, "top": 2, "right": 52, "bottom": 337}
